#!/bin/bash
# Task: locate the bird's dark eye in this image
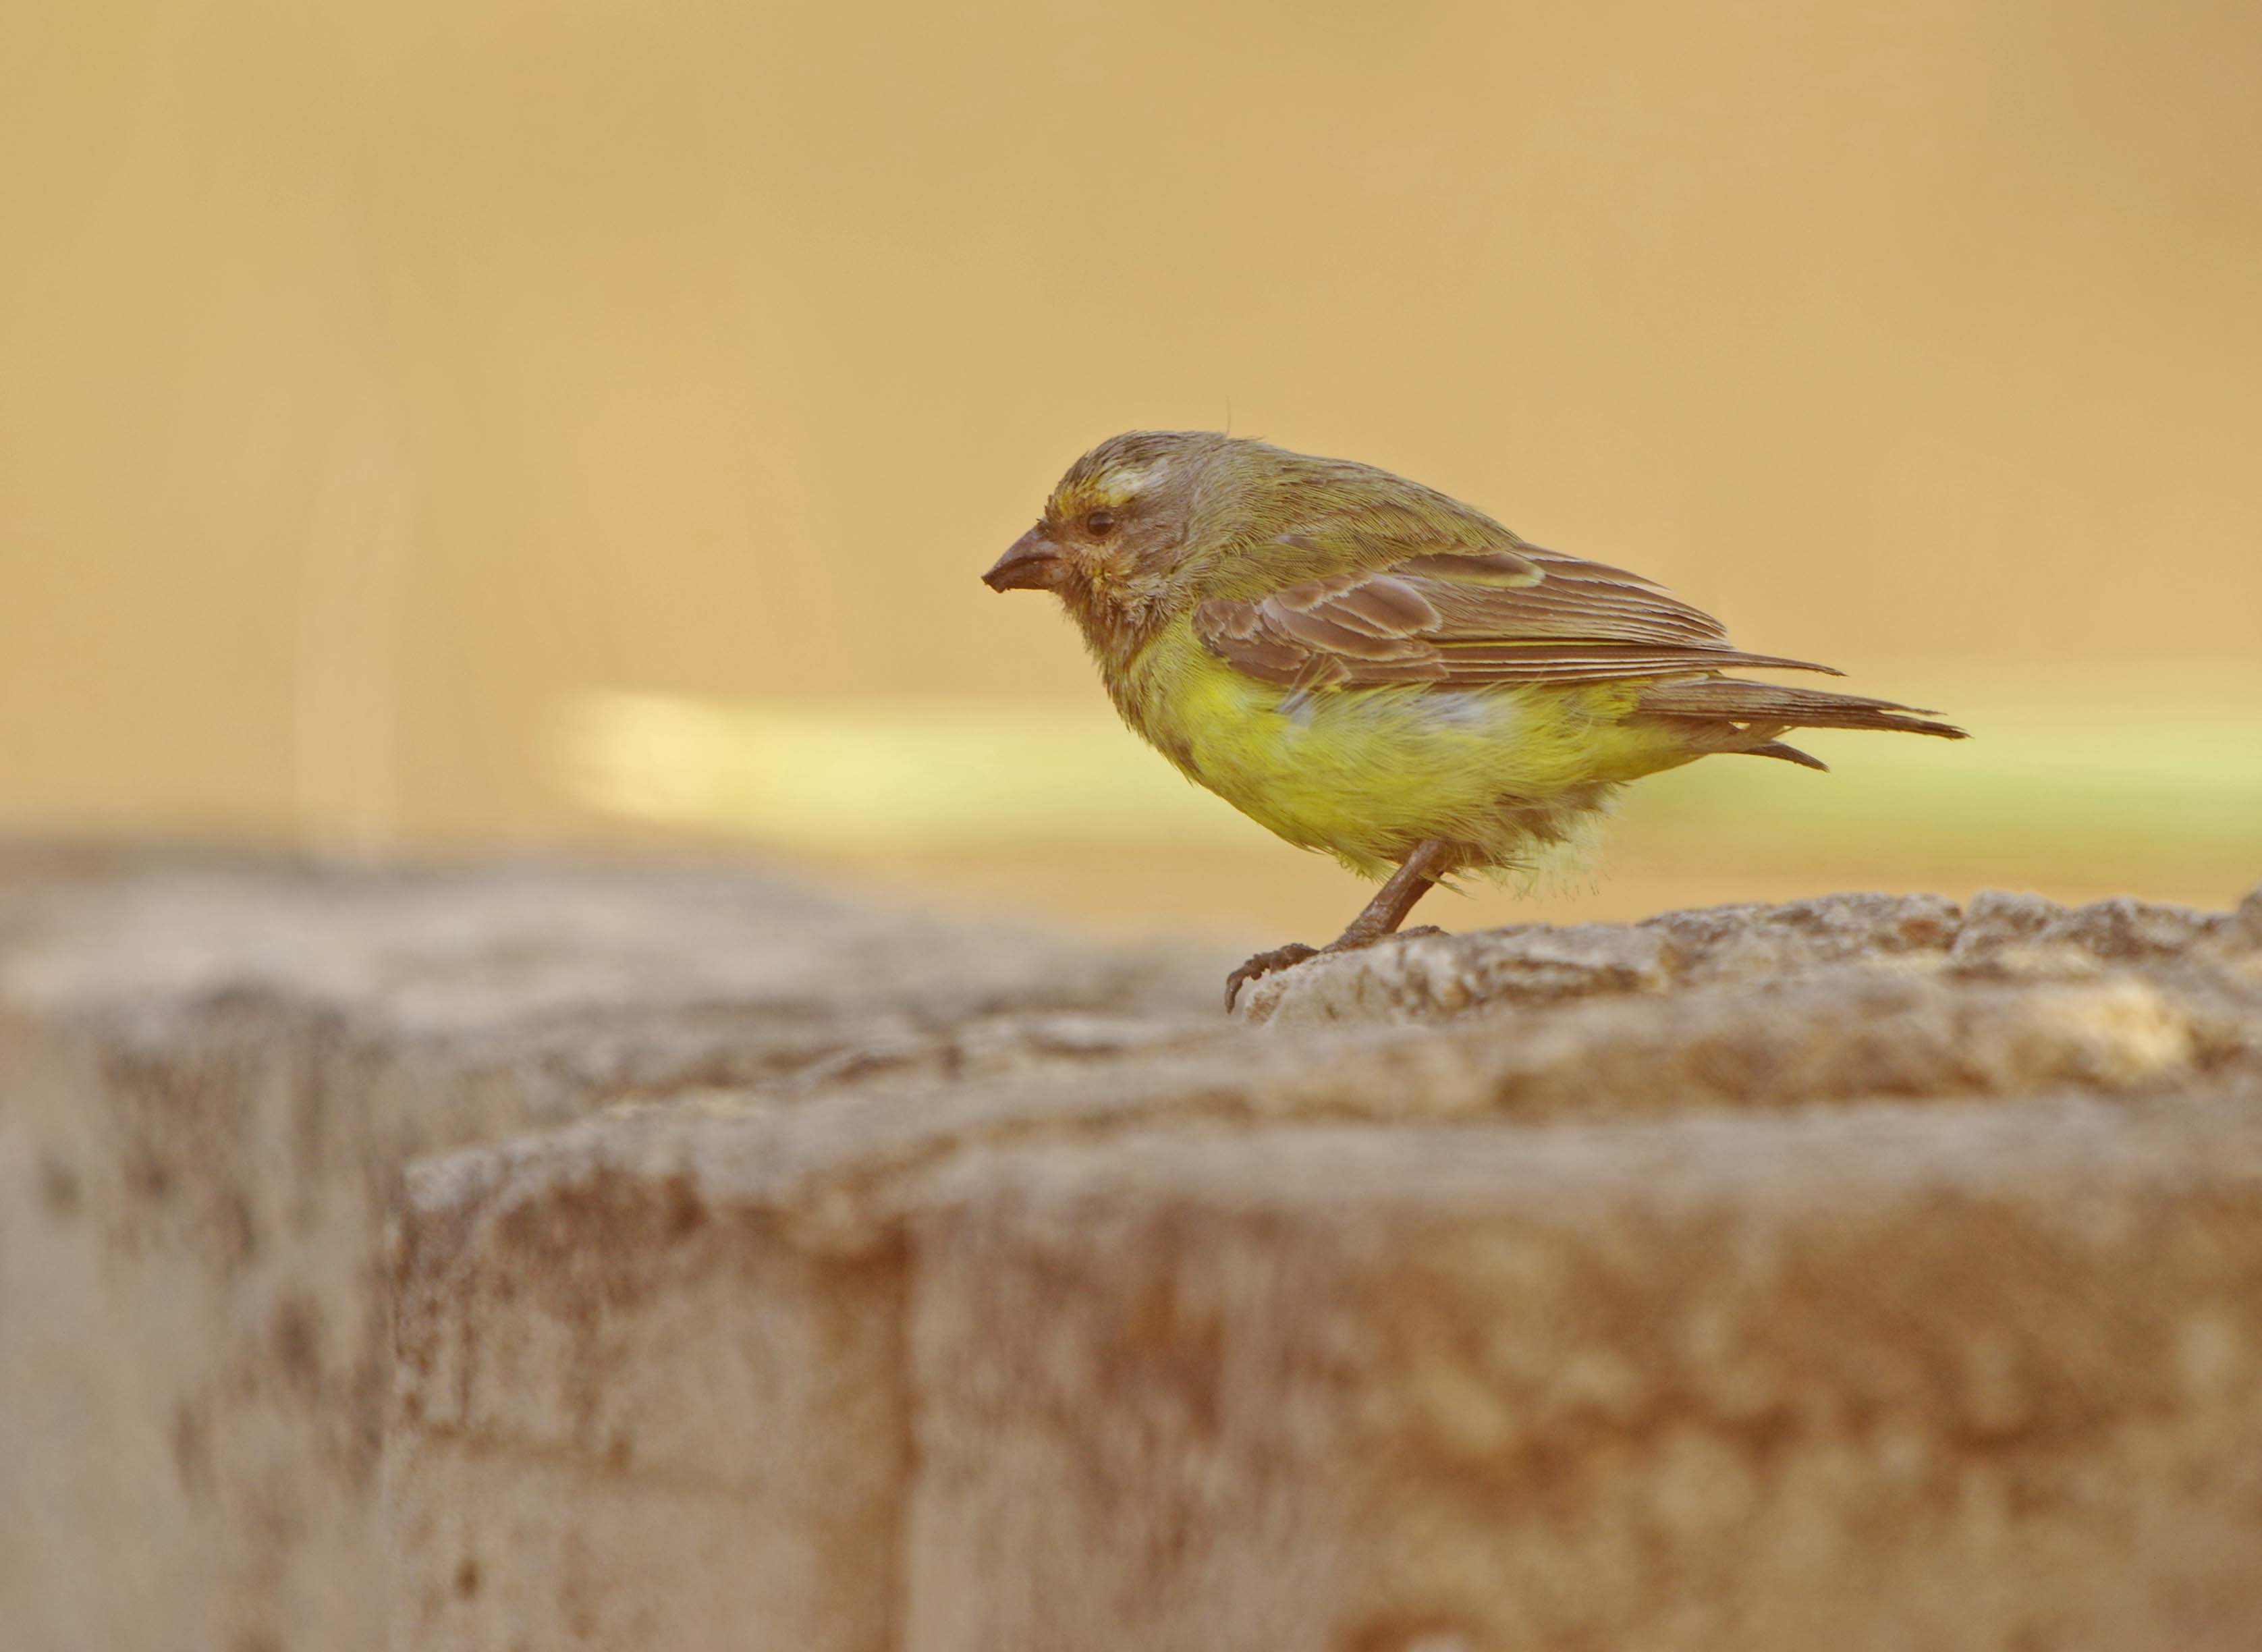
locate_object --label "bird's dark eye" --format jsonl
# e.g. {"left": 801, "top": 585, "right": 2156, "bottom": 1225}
{"left": 1084, "top": 510, "right": 1118, "bottom": 537}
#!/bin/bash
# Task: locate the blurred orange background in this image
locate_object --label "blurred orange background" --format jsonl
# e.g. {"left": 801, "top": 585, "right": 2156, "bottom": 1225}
{"left": 3, "top": 0, "right": 2257, "bottom": 941}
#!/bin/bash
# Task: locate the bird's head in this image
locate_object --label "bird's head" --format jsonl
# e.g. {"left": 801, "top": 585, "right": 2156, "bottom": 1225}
{"left": 982, "top": 432, "right": 1230, "bottom": 620}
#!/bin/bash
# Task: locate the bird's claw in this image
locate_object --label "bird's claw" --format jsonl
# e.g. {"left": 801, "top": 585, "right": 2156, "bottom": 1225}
{"left": 1224, "top": 942, "right": 1319, "bottom": 1012}
{"left": 1224, "top": 926, "right": 1453, "bottom": 1011}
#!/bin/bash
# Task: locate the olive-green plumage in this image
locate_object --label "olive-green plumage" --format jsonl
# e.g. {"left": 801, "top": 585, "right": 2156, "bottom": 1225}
{"left": 983, "top": 431, "right": 1965, "bottom": 1004}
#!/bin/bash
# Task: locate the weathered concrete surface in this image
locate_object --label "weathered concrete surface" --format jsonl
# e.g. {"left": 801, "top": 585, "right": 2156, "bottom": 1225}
{"left": 906, "top": 1103, "right": 2262, "bottom": 1652}
{"left": 385, "top": 881, "right": 2262, "bottom": 1651}
{"left": 1238, "top": 885, "right": 2262, "bottom": 1028}
{"left": 389, "top": 1132, "right": 914, "bottom": 1652}
{"left": 0, "top": 850, "right": 1214, "bottom": 1652}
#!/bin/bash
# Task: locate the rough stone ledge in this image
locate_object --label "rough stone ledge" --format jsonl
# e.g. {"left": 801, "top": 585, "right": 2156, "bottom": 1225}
{"left": 905, "top": 1097, "right": 2262, "bottom": 1651}
{"left": 12, "top": 856, "right": 2261, "bottom": 1650}
{"left": 0, "top": 854, "right": 1215, "bottom": 1652}
{"left": 389, "top": 1075, "right": 2262, "bottom": 1651}
{"left": 383, "top": 877, "right": 2262, "bottom": 1651}
{"left": 1238, "top": 885, "right": 2262, "bottom": 1026}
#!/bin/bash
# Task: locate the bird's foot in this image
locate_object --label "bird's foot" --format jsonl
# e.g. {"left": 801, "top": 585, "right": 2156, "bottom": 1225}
{"left": 1224, "top": 943, "right": 1319, "bottom": 1011}
{"left": 1224, "top": 926, "right": 1449, "bottom": 1011}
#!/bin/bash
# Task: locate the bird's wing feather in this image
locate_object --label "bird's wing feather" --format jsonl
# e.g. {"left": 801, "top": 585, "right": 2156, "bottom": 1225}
{"left": 1193, "top": 545, "right": 1838, "bottom": 691}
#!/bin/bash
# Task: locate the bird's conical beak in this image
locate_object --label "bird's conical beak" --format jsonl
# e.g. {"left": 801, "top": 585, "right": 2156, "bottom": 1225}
{"left": 983, "top": 526, "right": 1066, "bottom": 593}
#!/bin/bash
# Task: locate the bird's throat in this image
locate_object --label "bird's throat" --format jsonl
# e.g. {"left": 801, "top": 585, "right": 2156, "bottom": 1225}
{"left": 1059, "top": 580, "right": 1166, "bottom": 680}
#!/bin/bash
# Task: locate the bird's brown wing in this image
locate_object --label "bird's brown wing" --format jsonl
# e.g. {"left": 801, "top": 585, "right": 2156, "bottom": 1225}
{"left": 1192, "top": 545, "right": 1837, "bottom": 691}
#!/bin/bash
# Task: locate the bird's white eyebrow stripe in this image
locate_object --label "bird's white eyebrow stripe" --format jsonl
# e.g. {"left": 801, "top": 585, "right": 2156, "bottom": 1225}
{"left": 1105, "top": 464, "right": 1158, "bottom": 495}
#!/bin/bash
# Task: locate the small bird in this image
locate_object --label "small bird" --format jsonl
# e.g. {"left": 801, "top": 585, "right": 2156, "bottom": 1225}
{"left": 982, "top": 432, "right": 1966, "bottom": 1010}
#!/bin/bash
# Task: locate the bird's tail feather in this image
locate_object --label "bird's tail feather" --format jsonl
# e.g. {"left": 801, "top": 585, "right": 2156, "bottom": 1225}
{"left": 1737, "top": 739, "right": 1831, "bottom": 770}
{"left": 1638, "top": 678, "right": 1968, "bottom": 740}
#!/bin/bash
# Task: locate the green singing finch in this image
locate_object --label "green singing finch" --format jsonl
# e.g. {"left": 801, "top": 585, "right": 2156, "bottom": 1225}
{"left": 982, "top": 432, "right": 1966, "bottom": 1008}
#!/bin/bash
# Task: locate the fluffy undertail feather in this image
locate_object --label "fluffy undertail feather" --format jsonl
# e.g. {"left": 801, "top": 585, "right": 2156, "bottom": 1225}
{"left": 1637, "top": 678, "right": 1970, "bottom": 740}
{"left": 1738, "top": 740, "right": 1830, "bottom": 771}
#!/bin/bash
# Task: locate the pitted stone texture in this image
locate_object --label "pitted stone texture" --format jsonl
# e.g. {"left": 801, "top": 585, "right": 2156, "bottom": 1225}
{"left": 904, "top": 1099, "right": 2262, "bottom": 1652}
{"left": 1225, "top": 885, "right": 2262, "bottom": 1123}
{"left": 15, "top": 854, "right": 2262, "bottom": 1651}
{"left": 384, "top": 887, "right": 2262, "bottom": 1652}
{"left": 0, "top": 853, "right": 1213, "bottom": 1652}
{"left": 1238, "top": 887, "right": 2261, "bottom": 1026}
{"left": 388, "top": 1073, "right": 2262, "bottom": 1652}
{"left": 388, "top": 1134, "right": 909, "bottom": 1652}
{"left": 1251, "top": 969, "right": 2209, "bottom": 1122}
{"left": 382, "top": 879, "right": 2262, "bottom": 1652}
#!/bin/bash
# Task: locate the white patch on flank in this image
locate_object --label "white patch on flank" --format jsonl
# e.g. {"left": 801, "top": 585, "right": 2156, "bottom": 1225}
{"left": 1422, "top": 691, "right": 1510, "bottom": 732}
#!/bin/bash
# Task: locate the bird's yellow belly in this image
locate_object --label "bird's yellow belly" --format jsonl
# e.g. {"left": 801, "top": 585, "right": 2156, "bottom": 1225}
{"left": 1128, "top": 629, "right": 1691, "bottom": 878}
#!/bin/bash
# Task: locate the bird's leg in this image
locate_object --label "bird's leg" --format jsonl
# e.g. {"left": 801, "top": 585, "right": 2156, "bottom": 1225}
{"left": 1327, "top": 838, "right": 1453, "bottom": 948}
{"left": 1225, "top": 839, "right": 1454, "bottom": 1010}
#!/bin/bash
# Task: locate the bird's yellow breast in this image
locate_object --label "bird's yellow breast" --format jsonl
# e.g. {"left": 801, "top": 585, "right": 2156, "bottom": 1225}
{"left": 1116, "top": 620, "right": 1697, "bottom": 877}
